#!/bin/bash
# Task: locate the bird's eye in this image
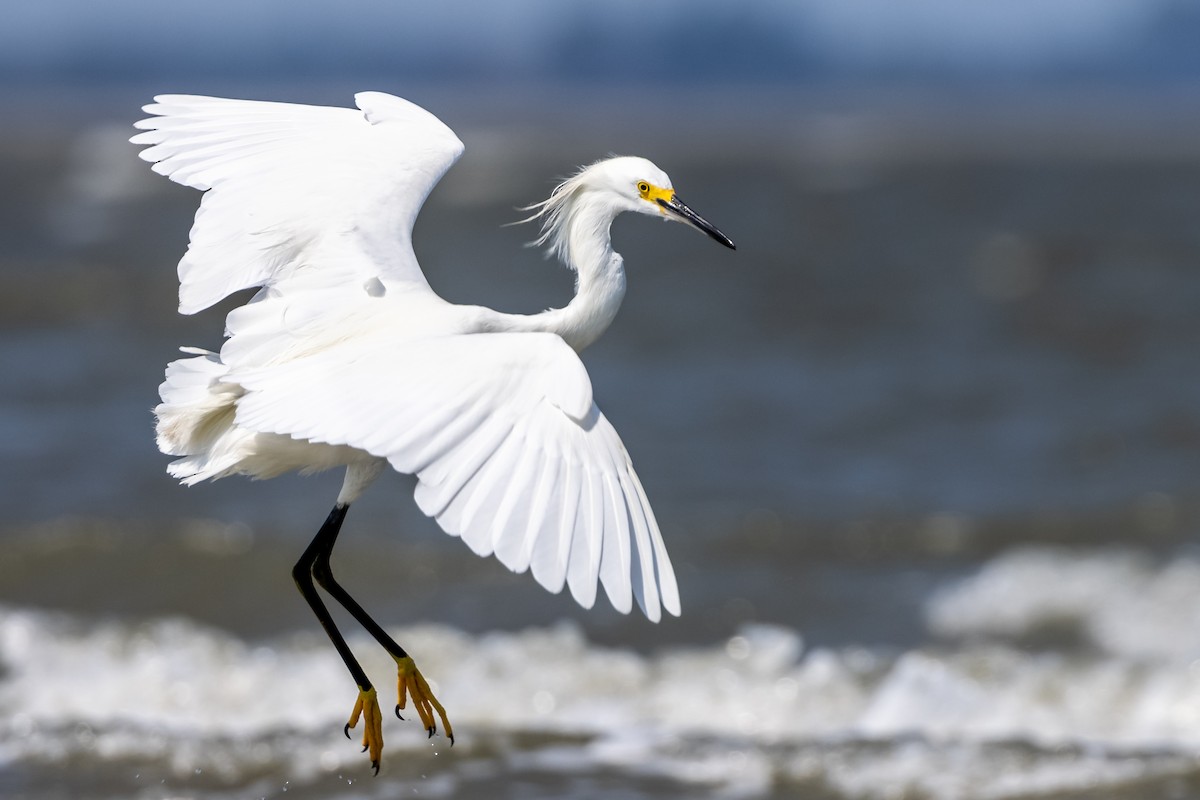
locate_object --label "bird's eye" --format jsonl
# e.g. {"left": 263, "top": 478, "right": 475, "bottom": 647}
{"left": 637, "top": 181, "right": 650, "bottom": 197}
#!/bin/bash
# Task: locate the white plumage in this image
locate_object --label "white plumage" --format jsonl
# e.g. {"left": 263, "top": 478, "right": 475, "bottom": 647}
{"left": 136, "top": 92, "right": 458, "bottom": 313}
{"left": 227, "top": 330, "right": 672, "bottom": 616}
{"left": 133, "top": 90, "right": 735, "bottom": 767}
{"left": 134, "top": 92, "right": 732, "bottom": 630}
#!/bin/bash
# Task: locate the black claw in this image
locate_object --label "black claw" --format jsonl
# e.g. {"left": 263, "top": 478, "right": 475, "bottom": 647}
{"left": 427, "top": 727, "right": 434, "bottom": 739}
{"left": 343, "top": 723, "right": 352, "bottom": 740}
{"left": 395, "top": 705, "right": 404, "bottom": 720}
{"left": 449, "top": 734, "right": 455, "bottom": 747}
{"left": 362, "top": 744, "right": 370, "bottom": 753}
{"left": 371, "top": 760, "right": 380, "bottom": 777}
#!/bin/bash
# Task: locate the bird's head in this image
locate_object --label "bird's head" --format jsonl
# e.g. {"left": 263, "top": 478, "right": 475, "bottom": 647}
{"left": 583, "top": 156, "right": 736, "bottom": 250}
{"left": 521, "top": 156, "right": 735, "bottom": 262}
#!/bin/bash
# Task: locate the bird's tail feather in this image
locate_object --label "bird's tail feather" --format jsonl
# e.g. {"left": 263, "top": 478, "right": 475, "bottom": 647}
{"left": 155, "top": 347, "right": 249, "bottom": 483}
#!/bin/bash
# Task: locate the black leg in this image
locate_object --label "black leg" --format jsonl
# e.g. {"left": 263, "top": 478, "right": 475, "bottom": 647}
{"left": 309, "top": 507, "right": 410, "bottom": 662}
{"left": 292, "top": 504, "right": 373, "bottom": 691}
{"left": 296, "top": 501, "right": 454, "bottom": 754}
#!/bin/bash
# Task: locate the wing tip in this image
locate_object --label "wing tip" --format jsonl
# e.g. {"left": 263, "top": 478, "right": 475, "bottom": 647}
{"left": 663, "top": 590, "right": 682, "bottom": 618}
{"left": 567, "top": 575, "right": 598, "bottom": 611}
{"left": 604, "top": 580, "right": 634, "bottom": 616}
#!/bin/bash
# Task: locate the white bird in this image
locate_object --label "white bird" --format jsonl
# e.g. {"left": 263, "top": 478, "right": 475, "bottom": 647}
{"left": 131, "top": 91, "right": 734, "bottom": 772}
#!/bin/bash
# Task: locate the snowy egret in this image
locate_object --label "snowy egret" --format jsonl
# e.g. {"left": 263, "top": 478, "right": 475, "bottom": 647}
{"left": 132, "top": 92, "right": 735, "bottom": 772}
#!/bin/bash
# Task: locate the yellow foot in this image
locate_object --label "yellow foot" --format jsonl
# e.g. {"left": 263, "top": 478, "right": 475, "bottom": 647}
{"left": 394, "top": 655, "right": 454, "bottom": 744}
{"left": 345, "top": 686, "right": 384, "bottom": 774}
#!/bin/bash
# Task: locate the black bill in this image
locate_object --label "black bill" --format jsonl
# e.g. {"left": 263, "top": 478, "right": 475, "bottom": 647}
{"left": 658, "top": 196, "right": 736, "bottom": 250}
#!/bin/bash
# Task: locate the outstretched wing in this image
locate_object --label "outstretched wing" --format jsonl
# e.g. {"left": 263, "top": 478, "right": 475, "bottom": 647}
{"left": 132, "top": 92, "right": 464, "bottom": 314}
{"left": 229, "top": 332, "right": 680, "bottom": 623}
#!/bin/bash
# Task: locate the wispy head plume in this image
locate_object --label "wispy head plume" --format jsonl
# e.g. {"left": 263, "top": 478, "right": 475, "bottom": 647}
{"left": 512, "top": 163, "right": 598, "bottom": 267}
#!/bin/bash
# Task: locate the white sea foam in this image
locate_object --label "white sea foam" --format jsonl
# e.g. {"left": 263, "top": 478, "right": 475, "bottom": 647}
{"left": 927, "top": 546, "right": 1200, "bottom": 660}
{"left": 1, "top": 592, "right": 1199, "bottom": 798}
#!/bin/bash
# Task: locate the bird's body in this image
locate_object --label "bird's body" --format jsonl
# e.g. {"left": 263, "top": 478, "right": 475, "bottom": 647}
{"left": 133, "top": 91, "right": 734, "bottom": 772}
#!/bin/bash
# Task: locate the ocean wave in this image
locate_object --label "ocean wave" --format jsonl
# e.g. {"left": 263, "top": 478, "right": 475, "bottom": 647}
{"left": 927, "top": 546, "right": 1200, "bottom": 660}
{"left": 2, "top": 605, "right": 1199, "bottom": 798}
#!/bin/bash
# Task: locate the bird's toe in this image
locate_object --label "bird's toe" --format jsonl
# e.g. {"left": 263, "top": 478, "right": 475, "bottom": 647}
{"left": 395, "top": 655, "right": 454, "bottom": 744}
{"left": 345, "top": 686, "right": 385, "bottom": 773}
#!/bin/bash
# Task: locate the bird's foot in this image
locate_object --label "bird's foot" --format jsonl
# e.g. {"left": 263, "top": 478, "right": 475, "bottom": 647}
{"left": 394, "top": 655, "right": 454, "bottom": 744}
{"left": 344, "top": 686, "right": 384, "bottom": 774}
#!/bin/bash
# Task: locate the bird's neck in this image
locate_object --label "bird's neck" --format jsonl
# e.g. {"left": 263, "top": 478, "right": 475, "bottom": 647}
{"left": 497, "top": 197, "right": 627, "bottom": 352}
{"left": 545, "top": 248, "right": 626, "bottom": 352}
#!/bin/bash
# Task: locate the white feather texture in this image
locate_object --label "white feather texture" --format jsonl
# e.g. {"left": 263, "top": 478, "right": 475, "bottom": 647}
{"left": 134, "top": 92, "right": 704, "bottom": 623}
{"left": 132, "top": 92, "right": 463, "bottom": 314}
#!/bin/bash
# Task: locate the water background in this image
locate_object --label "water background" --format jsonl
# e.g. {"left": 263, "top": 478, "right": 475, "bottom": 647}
{"left": 3, "top": 45, "right": 1200, "bottom": 800}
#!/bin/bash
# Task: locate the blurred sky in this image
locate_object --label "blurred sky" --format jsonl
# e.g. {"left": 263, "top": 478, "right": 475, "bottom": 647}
{"left": 2, "top": 0, "right": 1200, "bottom": 89}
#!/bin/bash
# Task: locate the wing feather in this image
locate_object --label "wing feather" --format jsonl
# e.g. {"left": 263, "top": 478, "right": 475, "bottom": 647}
{"left": 567, "top": 464, "right": 606, "bottom": 610}
{"left": 133, "top": 92, "right": 464, "bottom": 313}
{"left": 620, "top": 472, "right": 659, "bottom": 621}
{"left": 508, "top": 448, "right": 561, "bottom": 574}
{"left": 413, "top": 414, "right": 516, "bottom": 516}
{"left": 530, "top": 453, "right": 582, "bottom": 595}
{"left": 454, "top": 430, "right": 525, "bottom": 557}
{"left": 490, "top": 432, "right": 541, "bottom": 568}
{"left": 598, "top": 472, "right": 634, "bottom": 614}
{"left": 228, "top": 332, "right": 677, "bottom": 621}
